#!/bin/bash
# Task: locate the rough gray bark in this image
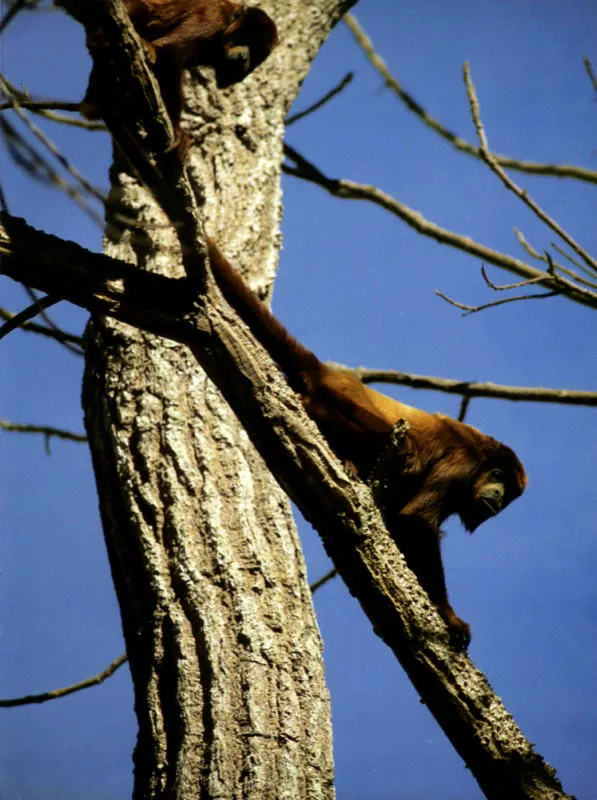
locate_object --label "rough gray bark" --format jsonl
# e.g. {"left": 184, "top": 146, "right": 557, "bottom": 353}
{"left": 78, "top": 1, "right": 351, "bottom": 796}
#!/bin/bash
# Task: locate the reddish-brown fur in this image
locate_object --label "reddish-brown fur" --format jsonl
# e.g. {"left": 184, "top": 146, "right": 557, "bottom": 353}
{"left": 82, "top": 0, "right": 278, "bottom": 153}
{"left": 207, "top": 240, "right": 527, "bottom": 647}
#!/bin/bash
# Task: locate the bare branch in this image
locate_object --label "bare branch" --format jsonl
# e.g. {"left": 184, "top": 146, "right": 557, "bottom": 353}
{"left": 550, "top": 241, "right": 597, "bottom": 285}
{"left": 0, "top": 285, "right": 82, "bottom": 358}
{"left": 0, "top": 654, "right": 128, "bottom": 708}
{"left": 457, "top": 396, "right": 470, "bottom": 422}
{"left": 0, "top": 74, "right": 106, "bottom": 205}
{"left": 513, "top": 229, "right": 597, "bottom": 289}
{"left": 584, "top": 56, "right": 597, "bottom": 96}
{"left": 286, "top": 72, "right": 354, "bottom": 126}
{"left": 349, "top": 366, "right": 597, "bottom": 407}
{"left": 463, "top": 62, "right": 597, "bottom": 275}
{"left": 0, "top": 98, "right": 80, "bottom": 113}
{"left": 435, "top": 287, "right": 560, "bottom": 315}
{"left": 0, "top": 94, "right": 105, "bottom": 129}
{"left": 0, "top": 418, "right": 87, "bottom": 443}
{"left": 343, "top": 12, "right": 597, "bottom": 185}
{"left": 0, "top": 116, "right": 105, "bottom": 225}
{"left": 310, "top": 568, "right": 338, "bottom": 594}
{"left": 514, "top": 228, "right": 544, "bottom": 262}
{"left": 18, "top": 285, "right": 85, "bottom": 355}
{"left": 0, "top": 0, "right": 41, "bottom": 35}
{"left": 283, "top": 144, "right": 597, "bottom": 309}
{"left": 0, "top": 294, "right": 61, "bottom": 341}
{"left": 480, "top": 265, "right": 547, "bottom": 291}
{"left": 0, "top": 305, "right": 83, "bottom": 347}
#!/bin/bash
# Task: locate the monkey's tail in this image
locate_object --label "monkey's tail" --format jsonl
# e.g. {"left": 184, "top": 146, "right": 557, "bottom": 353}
{"left": 207, "top": 240, "right": 323, "bottom": 393}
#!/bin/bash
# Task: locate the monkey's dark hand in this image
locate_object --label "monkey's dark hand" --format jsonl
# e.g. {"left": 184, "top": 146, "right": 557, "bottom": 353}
{"left": 438, "top": 603, "right": 471, "bottom": 650}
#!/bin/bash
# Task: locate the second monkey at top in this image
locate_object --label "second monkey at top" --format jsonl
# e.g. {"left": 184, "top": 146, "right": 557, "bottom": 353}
{"left": 82, "top": 0, "right": 278, "bottom": 152}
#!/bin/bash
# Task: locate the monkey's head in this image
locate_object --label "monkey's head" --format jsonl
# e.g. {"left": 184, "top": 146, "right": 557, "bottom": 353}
{"left": 458, "top": 442, "right": 527, "bottom": 533}
{"left": 214, "top": 6, "right": 278, "bottom": 88}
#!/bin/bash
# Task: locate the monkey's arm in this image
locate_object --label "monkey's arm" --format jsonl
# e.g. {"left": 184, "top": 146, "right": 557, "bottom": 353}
{"left": 388, "top": 513, "right": 471, "bottom": 648}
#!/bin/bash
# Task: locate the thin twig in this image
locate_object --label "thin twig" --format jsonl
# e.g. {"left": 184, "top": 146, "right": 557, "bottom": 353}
{"left": 343, "top": 12, "right": 597, "bottom": 186}
{"left": 0, "top": 561, "right": 341, "bottom": 709}
{"left": 514, "top": 230, "right": 597, "bottom": 289}
{"left": 457, "top": 396, "right": 470, "bottom": 422}
{"left": 0, "top": 295, "right": 60, "bottom": 341}
{"left": 463, "top": 62, "right": 597, "bottom": 275}
{"left": 0, "top": 560, "right": 342, "bottom": 709}
{"left": 0, "top": 176, "right": 83, "bottom": 354}
{"left": 435, "top": 288, "right": 560, "bottom": 315}
{"left": 0, "top": 654, "right": 128, "bottom": 708}
{"left": 310, "top": 568, "right": 338, "bottom": 594}
{"left": 348, "top": 366, "right": 597, "bottom": 407}
{"left": 0, "top": 96, "right": 106, "bottom": 129}
{"left": 513, "top": 228, "right": 543, "bottom": 261}
{"left": 0, "top": 0, "right": 39, "bottom": 35}
{"left": 584, "top": 57, "right": 597, "bottom": 97}
{"left": 0, "top": 305, "right": 83, "bottom": 347}
{"left": 0, "top": 116, "right": 104, "bottom": 225}
{"left": 0, "top": 419, "right": 87, "bottom": 442}
{"left": 286, "top": 72, "right": 354, "bottom": 126}
{"left": 0, "top": 99, "right": 80, "bottom": 112}
{"left": 480, "top": 266, "right": 546, "bottom": 291}
{"left": 0, "top": 75, "right": 107, "bottom": 205}
{"left": 20, "top": 285, "right": 84, "bottom": 355}
{"left": 550, "top": 242, "right": 597, "bottom": 285}
{"left": 283, "top": 144, "right": 597, "bottom": 309}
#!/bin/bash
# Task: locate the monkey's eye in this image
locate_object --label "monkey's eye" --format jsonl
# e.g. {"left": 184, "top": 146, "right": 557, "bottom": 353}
{"left": 488, "top": 468, "right": 505, "bottom": 482}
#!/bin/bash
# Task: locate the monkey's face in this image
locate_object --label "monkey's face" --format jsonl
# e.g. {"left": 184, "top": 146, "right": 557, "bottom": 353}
{"left": 215, "top": 7, "right": 278, "bottom": 88}
{"left": 459, "top": 450, "right": 527, "bottom": 533}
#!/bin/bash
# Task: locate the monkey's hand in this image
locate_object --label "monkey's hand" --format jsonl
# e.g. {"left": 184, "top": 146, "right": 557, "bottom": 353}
{"left": 438, "top": 602, "right": 471, "bottom": 650}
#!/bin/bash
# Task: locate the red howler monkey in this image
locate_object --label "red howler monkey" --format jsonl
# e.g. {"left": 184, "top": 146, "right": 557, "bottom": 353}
{"left": 81, "top": 0, "right": 278, "bottom": 150}
{"left": 207, "top": 240, "right": 528, "bottom": 648}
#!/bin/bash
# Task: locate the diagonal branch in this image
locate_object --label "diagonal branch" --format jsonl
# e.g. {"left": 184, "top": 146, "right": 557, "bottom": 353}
{"left": 435, "top": 287, "right": 560, "bottom": 316}
{"left": 0, "top": 294, "right": 60, "bottom": 341}
{"left": 0, "top": 211, "right": 574, "bottom": 798}
{"left": 0, "top": 305, "right": 83, "bottom": 346}
{"left": 283, "top": 144, "right": 597, "bottom": 310}
{"left": 0, "top": 654, "right": 128, "bottom": 708}
{"left": 344, "top": 12, "right": 597, "bottom": 186}
{"left": 0, "top": 74, "right": 107, "bottom": 206}
{"left": 0, "top": 0, "right": 41, "bottom": 35}
{"left": 286, "top": 72, "right": 354, "bottom": 126}
{"left": 463, "top": 62, "right": 597, "bottom": 276}
{"left": 349, "top": 367, "right": 597, "bottom": 407}
{"left": 584, "top": 57, "right": 597, "bottom": 96}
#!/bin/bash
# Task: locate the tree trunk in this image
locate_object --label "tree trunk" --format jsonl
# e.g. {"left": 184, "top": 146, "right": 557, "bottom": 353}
{"left": 81, "top": 2, "right": 349, "bottom": 795}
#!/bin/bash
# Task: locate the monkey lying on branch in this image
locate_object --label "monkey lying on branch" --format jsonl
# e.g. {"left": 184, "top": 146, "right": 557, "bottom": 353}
{"left": 82, "top": 0, "right": 278, "bottom": 154}
{"left": 207, "top": 241, "right": 528, "bottom": 648}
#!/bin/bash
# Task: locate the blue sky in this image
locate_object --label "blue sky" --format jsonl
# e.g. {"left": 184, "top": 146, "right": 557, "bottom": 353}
{"left": 1, "top": 1, "right": 596, "bottom": 798}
